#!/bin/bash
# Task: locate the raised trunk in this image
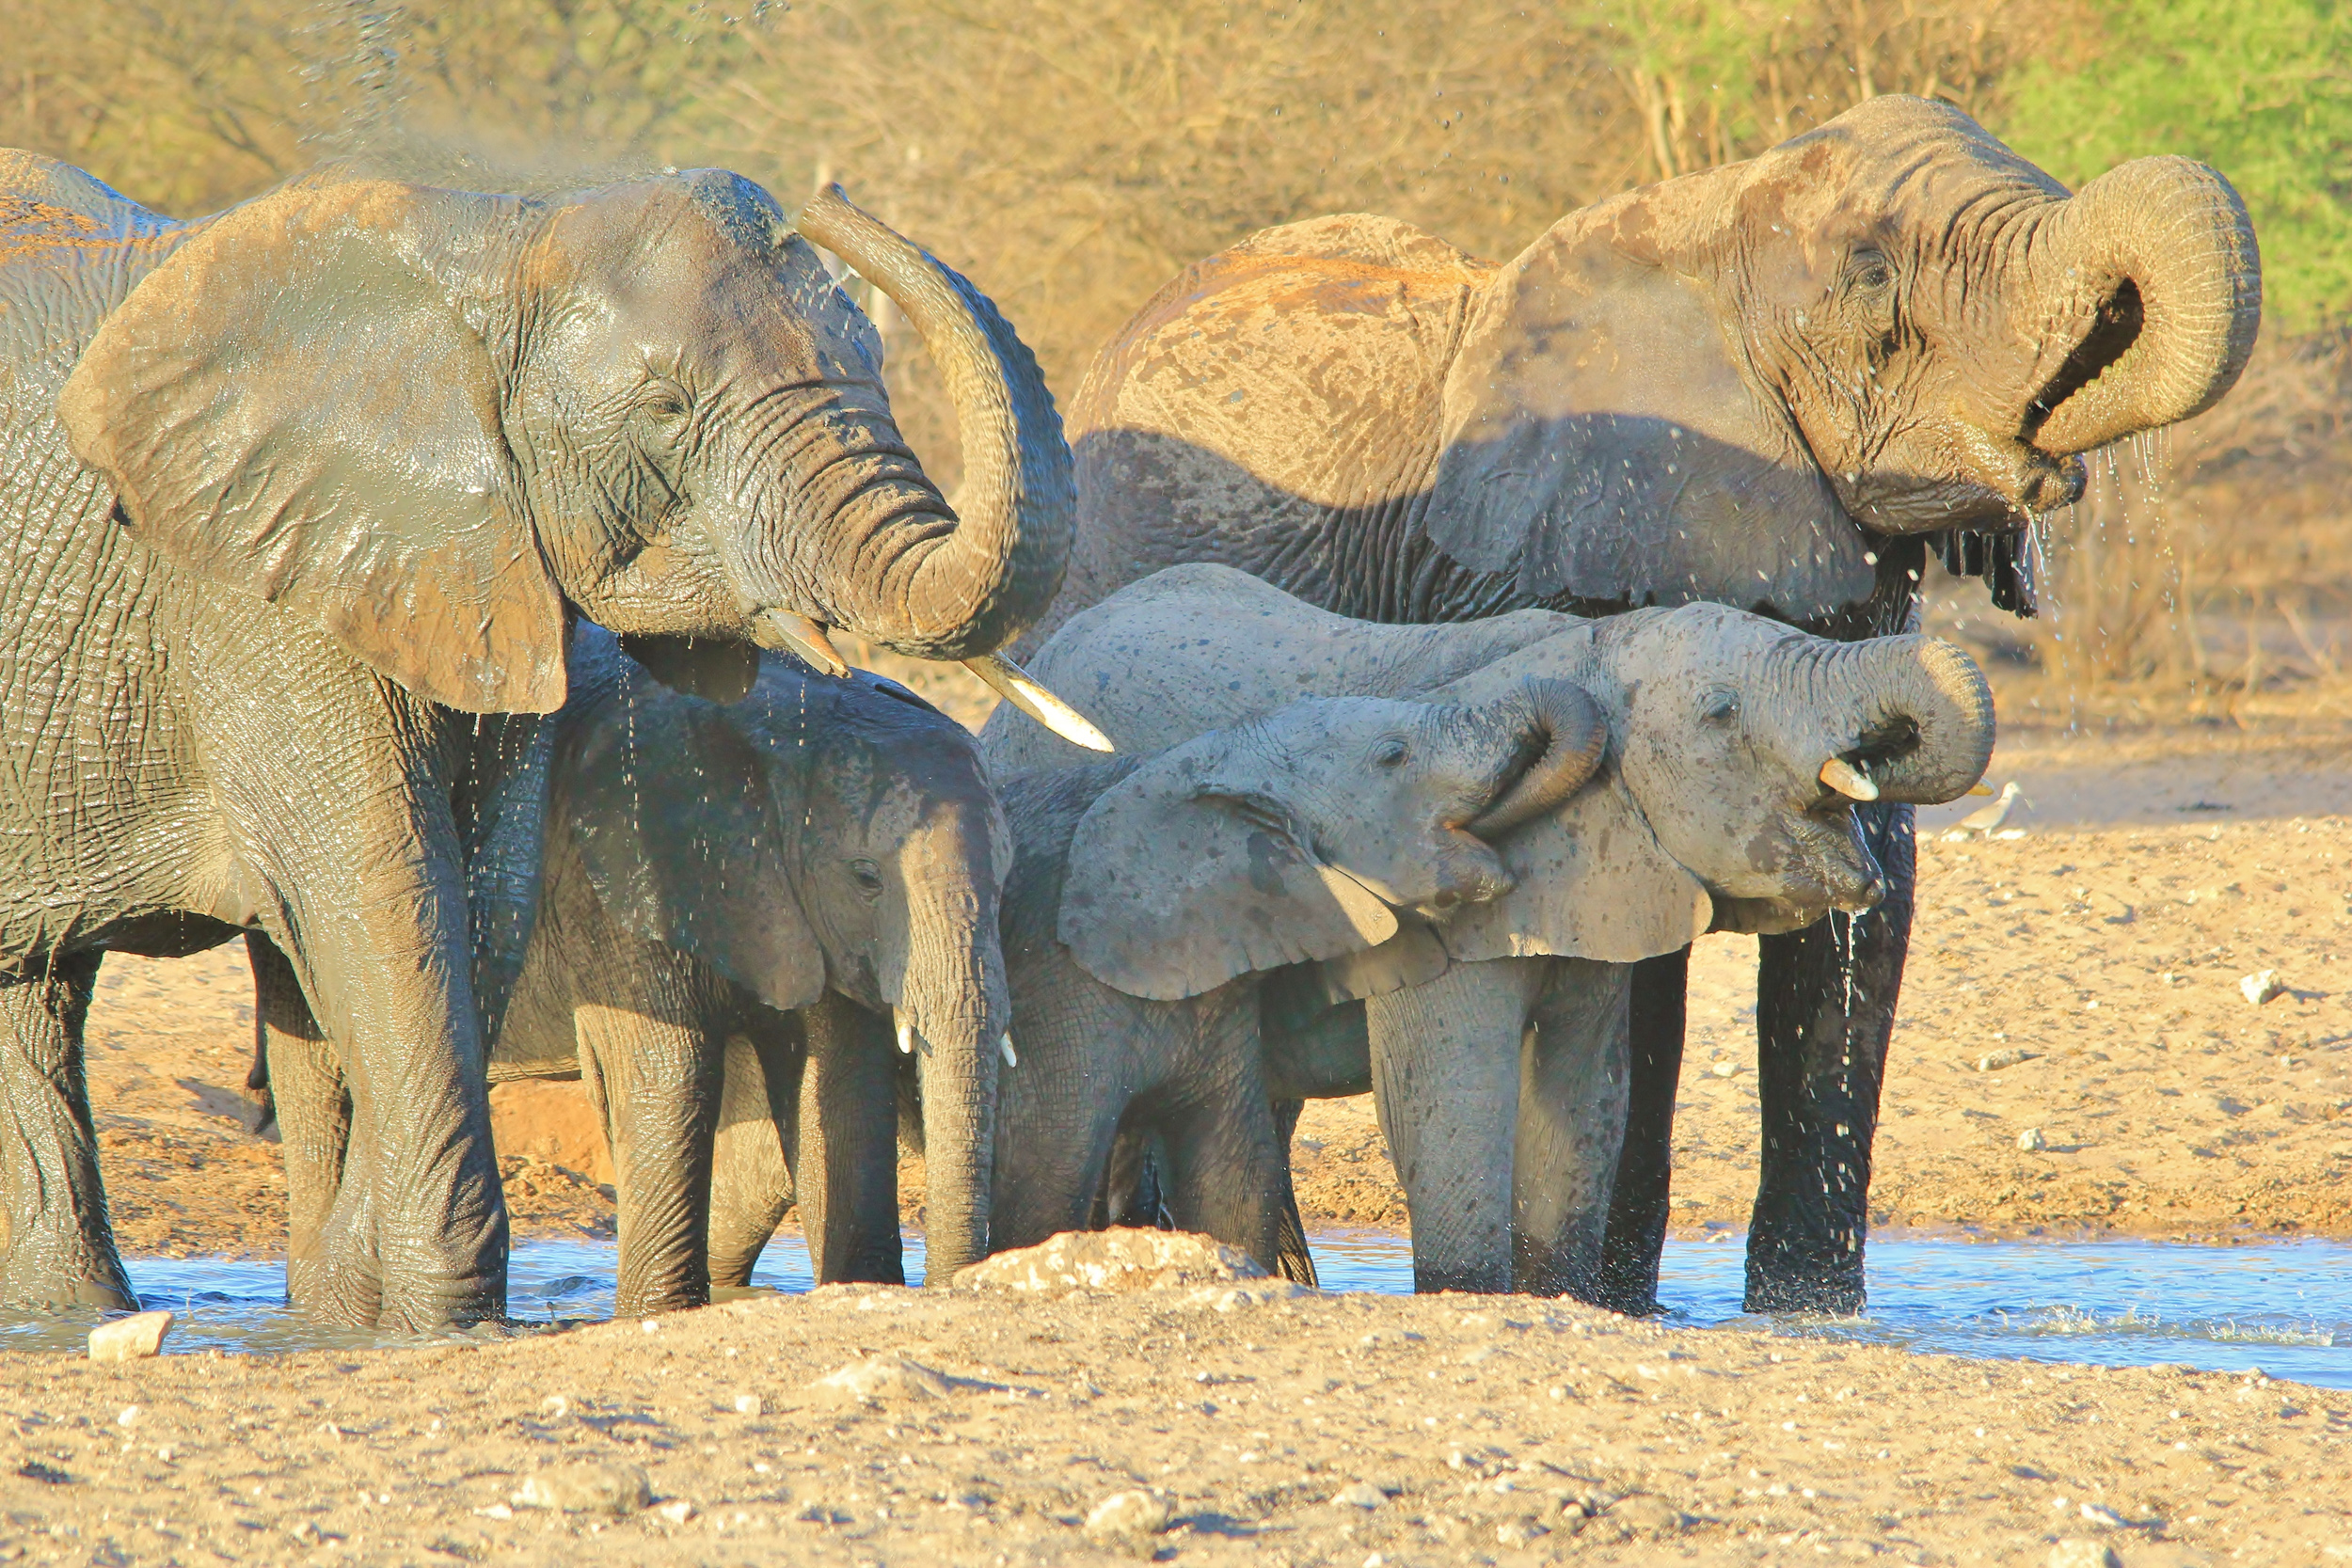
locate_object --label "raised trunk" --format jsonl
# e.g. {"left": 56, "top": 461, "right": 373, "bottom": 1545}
{"left": 1820, "top": 636, "right": 1995, "bottom": 804}
{"left": 2017, "top": 157, "right": 2261, "bottom": 457}
{"left": 792, "top": 189, "right": 1074, "bottom": 659}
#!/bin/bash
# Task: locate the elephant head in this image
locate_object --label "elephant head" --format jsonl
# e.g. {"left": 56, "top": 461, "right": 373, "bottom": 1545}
{"left": 1422, "top": 95, "right": 2260, "bottom": 621}
{"left": 555, "top": 629, "right": 1012, "bottom": 1277}
{"left": 1060, "top": 692, "right": 1602, "bottom": 1002}
{"left": 56, "top": 170, "right": 1071, "bottom": 713}
{"left": 1431, "top": 603, "right": 1994, "bottom": 958}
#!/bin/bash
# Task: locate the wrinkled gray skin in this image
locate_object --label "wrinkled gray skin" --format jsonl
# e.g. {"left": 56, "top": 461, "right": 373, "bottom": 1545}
{"left": 1032, "top": 97, "right": 2257, "bottom": 1310}
{"left": 991, "top": 565, "right": 1994, "bottom": 1297}
{"left": 254, "top": 629, "right": 1009, "bottom": 1315}
{"left": 0, "top": 149, "right": 1067, "bottom": 1328}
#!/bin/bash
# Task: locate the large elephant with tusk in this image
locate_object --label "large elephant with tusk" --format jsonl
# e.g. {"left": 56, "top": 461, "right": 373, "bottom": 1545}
{"left": 992, "top": 565, "right": 1996, "bottom": 1297}
{"left": 1026, "top": 95, "right": 2258, "bottom": 1310}
{"left": 0, "top": 151, "right": 1087, "bottom": 1326}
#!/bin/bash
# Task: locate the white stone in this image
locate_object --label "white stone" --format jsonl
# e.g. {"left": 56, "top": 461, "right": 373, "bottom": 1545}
{"left": 1085, "top": 1489, "right": 1171, "bottom": 1540}
{"left": 115, "top": 1406, "right": 139, "bottom": 1427}
{"left": 87, "top": 1310, "right": 173, "bottom": 1363}
{"left": 731, "top": 1393, "right": 764, "bottom": 1417}
{"left": 1975, "top": 1048, "right": 2038, "bottom": 1072}
{"left": 1331, "top": 1481, "right": 1386, "bottom": 1509}
{"left": 655, "top": 1499, "right": 695, "bottom": 1524}
{"left": 955, "top": 1229, "right": 1267, "bottom": 1292}
{"left": 2019, "top": 1127, "right": 2048, "bottom": 1152}
{"left": 2240, "top": 969, "right": 2286, "bottom": 1006}
{"left": 514, "top": 1461, "right": 652, "bottom": 1515}
{"left": 811, "top": 1353, "right": 953, "bottom": 1402}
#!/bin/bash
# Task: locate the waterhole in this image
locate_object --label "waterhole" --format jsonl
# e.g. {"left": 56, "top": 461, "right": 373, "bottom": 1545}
{"left": 4, "top": 1235, "right": 2344, "bottom": 1387}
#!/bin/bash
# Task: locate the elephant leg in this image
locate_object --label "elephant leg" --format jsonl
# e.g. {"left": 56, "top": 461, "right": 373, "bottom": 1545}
{"left": 1594, "top": 946, "right": 1690, "bottom": 1314}
{"left": 1748, "top": 801, "right": 1915, "bottom": 1314}
{"left": 987, "top": 986, "right": 1131, "bottom": 1258}
{"left": 1364, "top": 957, "right": 1546, "bottom": 1294}
{"left": 575, "top": 965, "right": 726, "bottom": 1319}
{"left": 1154, "top": 997, "right": 1308, "bottom": 1283}
{"left": 794, "top": 995, "right": 905, "bottom": 1287}
{"left": 0, "top": 950, "right": 134, "bottom": 1310}
{"left": 1098, "top": 1123, "right": 1170, "bottom": 1231}
{"left": 248, "top": 934, "right": 355, "bottom": 1314}
{"left": 1512, "top": 958, "right": 1630, "bottom": 1303}
{"left": 707, "top": 1020, "right": 802, "bottom": 1291}
{"left": 1266, "top": 1098, "right": 1317, "bottom": 1287}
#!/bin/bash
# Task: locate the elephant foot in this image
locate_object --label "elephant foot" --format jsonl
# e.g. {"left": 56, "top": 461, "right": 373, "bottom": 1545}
{"left": 1742, "top": 1230, "right": 1866, "bottom": 1316}
{"left": 0, "top": 1234, "right": 137, "bottom": 1313}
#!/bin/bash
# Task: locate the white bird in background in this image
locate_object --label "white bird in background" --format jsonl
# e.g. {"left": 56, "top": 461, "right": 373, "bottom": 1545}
{"left": 1943, "top": 780, "right": 2023, "bottom": 840}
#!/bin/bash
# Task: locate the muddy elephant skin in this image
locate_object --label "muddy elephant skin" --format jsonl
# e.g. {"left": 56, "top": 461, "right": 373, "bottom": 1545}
{"left": 0, "top": 150, "right": 1068, "bottom": 1328}
{"left": 1034, "top": 96, "right": 2255, "bottom": 1310}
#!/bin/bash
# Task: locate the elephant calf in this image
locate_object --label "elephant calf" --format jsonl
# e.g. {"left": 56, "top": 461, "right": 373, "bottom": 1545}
{"left": 261, "top": 627, "right": 1010, "bottom": 1317}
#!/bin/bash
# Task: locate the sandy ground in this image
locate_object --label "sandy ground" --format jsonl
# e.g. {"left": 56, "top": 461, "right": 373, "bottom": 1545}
{"left": 7, "top": 1256, "right": 2351, "bottom": 1567}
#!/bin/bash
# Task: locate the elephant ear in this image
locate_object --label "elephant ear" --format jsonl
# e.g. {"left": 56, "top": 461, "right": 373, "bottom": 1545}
{"left": 563, "top": 668, "right": 825, "bottom": 1012}
{"left": 57, "top": 179, "right": 566, "bottom": 714}
{"left": 1059, "top": 737, "right": 1401, "bottom": 1003}
{"left": 1438, "top": 772, "right": 1712, "bottom": 965}
{"left": 1422, "top": 219, "right": 1874, "bottom": 622}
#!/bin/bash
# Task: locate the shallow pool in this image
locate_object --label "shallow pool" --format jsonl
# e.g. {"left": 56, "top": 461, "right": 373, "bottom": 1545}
{"left": 6, "top": 1233, "right": 2345, "bottom": 1387}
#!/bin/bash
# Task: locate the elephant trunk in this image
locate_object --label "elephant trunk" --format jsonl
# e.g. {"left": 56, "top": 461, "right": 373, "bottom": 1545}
{"left": 2020, "top": 157, "right": 2262, "bottom": 456}
{"left": 889, "top": 878, "right": 1008, "bottom": 1284}
{"left": 792, "top": 187, "right": 1074, "bottom": 659}
{"left": 1465, "top": 678, "right": 1611, "bottom": 840}
{"left": 1820, "top": 637, "right": 1995, "bottom": 805}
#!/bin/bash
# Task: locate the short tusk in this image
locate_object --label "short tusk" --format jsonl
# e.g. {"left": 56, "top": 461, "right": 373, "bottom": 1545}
{"left": 961, "top": 652, "right": 1114, "bottom": 752}
{"left": 1966, "top": 781, "right": 1995, "bottom": 797}
{"left": 895, "top": 1010, "right": 914, "bottom": 1055}
{"left": 1000, "top": 1033, "right": 1018, "bottom": 1069}
{"left": 1820, "top": 757, "right": 1880, "bottom": 802}
{"left": 765, "top": 610, "right": 850, "bottom": 678}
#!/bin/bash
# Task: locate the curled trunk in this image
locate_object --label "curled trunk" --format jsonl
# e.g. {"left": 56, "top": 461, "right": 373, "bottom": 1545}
{"left": 2020, "top": 157, "right": 2262, "bottom": 456}
{"left": 794, "top": 188, "right": 1074, "bottom": 658}
{"left": 1824, "top": 637, "right": 1995, "bottom": 804}
{"left": 1465, "top": 678, "right": 1611, "bottom": 840}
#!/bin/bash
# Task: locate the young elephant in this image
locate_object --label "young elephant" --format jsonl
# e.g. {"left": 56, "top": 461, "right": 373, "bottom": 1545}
{"left": 989, "top": 564, "right": 1994, "bottom": 1300}
{"left": 260, "top": 628, "right": 1010, "bottom": 1316}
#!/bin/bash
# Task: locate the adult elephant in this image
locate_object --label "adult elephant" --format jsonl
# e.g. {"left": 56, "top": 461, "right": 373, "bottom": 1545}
{"left": 0, "top": 151, "right": 1072, "bottom": 1328}
{"left": 993, "top": 565, "right": 1994, "bottom": 1296}
{"left": 1033, "top": 96, "right": 2259, "bottom": 1311}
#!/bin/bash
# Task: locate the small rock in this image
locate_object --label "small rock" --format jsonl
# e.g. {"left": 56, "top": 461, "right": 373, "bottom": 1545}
{"left": 1084, "top": 1489, "right": 1171, "bottom": 1542}
{"left": 1330, "top": 1481, "right": 1387, "bottom": 1509}
{"left": 811, "top": 1353, "right": 953, "bottom": 1402}
{"left": 1605, "top": 1494, "right": 1685, "bottom": 1535}
{"left": 538, "top": 1395, "right": 572, "bottom": 1419}
{"left": 1974, "top": 1048, "right": 2039, "bottom": 1072}
{"left": 956, "top": 1229, "right": 1266, "bottom": 1292}
{"left": 1495, "top": 1517, "right": 1549, "bottom": 1546}
{"left": 514, "top": 1461, "right": 652, "bottom": 1516}
{"left": 2077, "top": 1501, "right": 2128, "bottom": 1528}
{"left": 115, "top": 1406, "right": 139, "bottom": 1427}
{"left": 474, "top": 1504, "right": 514, "bottom": 1521}
{"left": 654, "top": 1499, "right": 695, "bottom": 1525}
{"left": 87, "top": 1310, "right": 174, "bottom": 1363}
{"left": 2046, "top": 1541, "right": 2121, "bottom": 1568}
{"left": 2018, "top": 1127, "right": 2048, "bottom": 1152}
{"left": 2240, "top": 970, "right": 2286, "bottom": 1006}
{"left": 1709, "top": 1059, "right": 1740, "bottom": 1077}
{"left": 731, "top": 1393, "right": 764, "bottom": 1417}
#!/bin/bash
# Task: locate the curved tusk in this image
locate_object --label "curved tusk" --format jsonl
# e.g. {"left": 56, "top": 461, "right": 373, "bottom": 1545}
{"left": 894, "top": 1010, "right": 915, "bottom": 1055}
{"left": 765, "top": 610, "right": 850, "bottom": 677}
{"left": 1000, "top": 1033, "right": 1018, "bottom": 1069}
{"left": 961, "top": 652, "right": 1114, "bottom": 752}
{"left": 1819, "top": 757, "right": 1880, "bottom": 802}
{"left": 1966, "top": 781, "right": 1995, "bottom": 797}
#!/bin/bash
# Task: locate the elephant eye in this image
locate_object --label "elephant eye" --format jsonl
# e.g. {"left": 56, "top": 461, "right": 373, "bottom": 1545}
{"left": 1846, "top": 250, "right": 1894, "bottom": 293}
{"left": 850, "top": 858, "right": 885, "bottom": 898}
{"left": 1700, "top": 689, "right": 1740, "bottom": 726}
{"left": 640, "top": 382, "right": 691, "bottom": 427}
{"left": 1372, "top": 736, "right": 1410, "bottom": 769}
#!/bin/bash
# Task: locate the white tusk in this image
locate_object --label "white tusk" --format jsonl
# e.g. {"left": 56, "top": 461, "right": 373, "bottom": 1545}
{"left": 961, "top": 652, "right": 1114, "bottom": 752}
{"left": 999, "top": 1033, "right": 1018, "bottom": 1069}
{"left": 765, "top": 610, "right": 850, "bottom": 677}
{"left": 1966, "top": 781, "right": 1995, "bottom": 797}
{"left": 1819, "top": 757, "right": 1880, "bottom": 802}
{"left": 894, "top": 1010, "right": 914, "bottom": 1055}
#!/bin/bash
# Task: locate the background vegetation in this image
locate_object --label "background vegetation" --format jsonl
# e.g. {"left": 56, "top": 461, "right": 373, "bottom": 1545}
{"left": 5, "top": 0, "right": 2345, "bottom": 722}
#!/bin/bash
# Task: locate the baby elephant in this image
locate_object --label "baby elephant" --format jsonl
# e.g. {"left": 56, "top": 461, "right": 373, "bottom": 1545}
{"left": 982, "top": 685, "right": 1601, "bottom": 1276}
{"left": 259, "top": 627, "right": 1010, "bottom": 1317}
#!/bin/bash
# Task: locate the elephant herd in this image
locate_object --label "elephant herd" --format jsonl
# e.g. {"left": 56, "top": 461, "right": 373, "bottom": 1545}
{"left": 0, "top": 92, "right": 2258, "bottom": 1332}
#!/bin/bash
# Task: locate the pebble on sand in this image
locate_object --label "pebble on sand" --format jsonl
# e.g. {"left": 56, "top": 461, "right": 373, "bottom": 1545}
{"left": 1974, "top": 1048, "right": 2039, "bottom": 1072}
{"left": 1084, "top": 1489, "right": 1171, "bottom": 1541}
{"left": 2018, "top": 1127, "right": 2048, "bottom": 1152}
{"left": 811, "top": 1352, "right": 954, "bottom": 1402}
{"left": 2240, "top": 969, "right": 2287, "bottom": 1006}
{"left": 513, "top": 1460, "right": 653, "bottom": 1516}
{"left": 1330, "top": 1481, "right": 1387, "bottom": 1509}
{"left": 87, "top": 1310, "right": 174, "bottom": 1363}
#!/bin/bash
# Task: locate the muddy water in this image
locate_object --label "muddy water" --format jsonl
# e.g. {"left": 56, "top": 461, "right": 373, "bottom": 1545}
{"left": 4, "top": 1235, "right": 2344, "bottom": 1386}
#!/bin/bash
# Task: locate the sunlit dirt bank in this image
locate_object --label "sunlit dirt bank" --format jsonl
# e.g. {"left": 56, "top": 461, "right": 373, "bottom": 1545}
{"left": 8, "top": 1271, "right": 2352, "bottom": 1566}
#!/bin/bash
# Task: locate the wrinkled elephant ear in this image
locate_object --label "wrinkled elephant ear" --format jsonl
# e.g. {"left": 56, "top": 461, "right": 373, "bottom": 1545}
{"left": 1059, "top": 734, "right": 1401, "bottom": 1003}
{"left": 1438, "top": 772, "right": 1713, "bottom": 965}
{"left": 57, "top": 178, "right": 566, "bottom": 714}
{"left": 1422, "top": 220, "right": 1861, "bottom": 613}
{"left": 564, "top": 664, "right": 825, "bottom": 1012}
